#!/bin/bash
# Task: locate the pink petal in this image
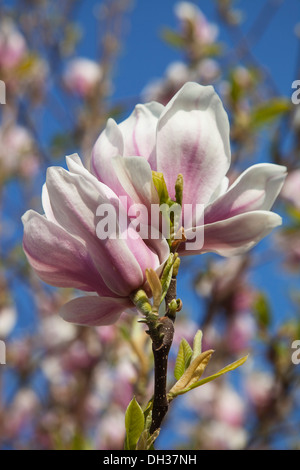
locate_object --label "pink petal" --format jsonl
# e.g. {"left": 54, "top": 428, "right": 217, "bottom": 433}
{"left": 205, "top": 163, "right": 287, "bottom": 224}
{"left": 118, "top": 102, "right": 163, "bottom": 169}
{"left": 111, "top": 155, "right": 159, "bottom": 211}
{"left": 156, "top": 82, "right": 231, "bottom": 206}
{"left": 90, "top": 118, "right": 127, "bottom": 197}
{"left": 22, "top": 210, "right": 114, "bottom": 295}
{"left": 45, "top": 166, "right": 163, "bottom": 296}
{"left": 60, "top": 295, "right": 132, "bottom": 326}
{"left": 181, "top": 210, "right": 282, "bottom": 257}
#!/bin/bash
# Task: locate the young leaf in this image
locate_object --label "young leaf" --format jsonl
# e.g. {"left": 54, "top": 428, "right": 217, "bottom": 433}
{"left": 250, "top": 98, "right": 290, "bottom": 128}
{"left": 136, "top": 429, "right": 160, "bottom": 450}
{"left": 160, "top": 28, "right": 185, "bottom": 48}
{"left": 124, "top": 397, "right": 145, "bottom": 450}
{"left": 169, "top": 355, "right": 249, "bottom": 400}
{"left": 254, "top": 293, "right": 271, "bottom": 328}
{"left": 174, "top": 338, "right": 193, "bottom": 380}
{"left": 170, "top": 349, "right": 214, "bottom": 398}
{"left": 146, "top": 268, "right": 162, "bottom": 312}
{"left": 191, "top": 330, "right": 203, "bottom": 363}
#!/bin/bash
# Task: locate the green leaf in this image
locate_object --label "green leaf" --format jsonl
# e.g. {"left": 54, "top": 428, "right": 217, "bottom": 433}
{"left": 169, "top": 355, "right": 248, "bottom": 399}
{"left": 254, "top": 293, "right": 271, "bottom": 328}
{"left": 286, "top": 206, "right": 300, "bottom": 224}
{"left": 174, "top": 338, "right": 193, "bottom": 380}
{"left": 136, "top": 429, "right": 160, "bottom": 450}
{"left": 191, "top": 330, "right": 203, "bottom": 363}
{"left": 171, "top": 349, "right": 214, "bottom": 398}
{"left": 160, "top": 28, "right": 185, "bottom": 48}
{"left": 143, "top": 398, "right": 153, "bottom": 432}
{"left": 250, "top": 98, "right": 290, "bottom": 128}
{"left": 124, "top": 397, "right": 145, "bottom": 450}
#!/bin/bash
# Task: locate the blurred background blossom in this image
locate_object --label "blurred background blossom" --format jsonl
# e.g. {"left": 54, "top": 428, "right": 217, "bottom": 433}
{"left": 0, "top": 0, "right": 300, "bottom": 451}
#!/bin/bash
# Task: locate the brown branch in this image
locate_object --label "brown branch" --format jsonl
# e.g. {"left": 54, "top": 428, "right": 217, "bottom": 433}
{"left": 149, "top": 315, "right": 174, "bottom": 435}
{"left": 149, "top": 274, "right": 179, "bottom": 435}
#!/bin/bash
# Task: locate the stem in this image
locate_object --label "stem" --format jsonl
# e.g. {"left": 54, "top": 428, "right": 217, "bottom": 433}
{"left": 149, "top": 275, "right": 178, "bottom": 435}
{"left": 150, "top": 316, "right": 174, "bottom": 435}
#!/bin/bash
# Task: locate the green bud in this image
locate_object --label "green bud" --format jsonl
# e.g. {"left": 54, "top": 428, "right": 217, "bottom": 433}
{"left": 172, "top": 256, "right": 181, "bottom": 277}
{"left": 168, "top": 299, "right": 178, "bottom": 317}
{"left": 152, "top": 171, "right": 170, "bottom": 204}
{"left": 130, "top": 289, "right": 152, "bottom": 316}
{"left": 175, "top": 173, "right": 183, "bottom": 206}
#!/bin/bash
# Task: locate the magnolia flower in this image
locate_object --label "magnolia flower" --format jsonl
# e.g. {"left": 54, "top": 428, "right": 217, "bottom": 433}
{"left": 91, "top": 82, "right": 286, "bottom": 257}
{"left": 63, "top": 57, "right": 103, "bottom": 97}
{"left": 22, "top": 154, "right": 169, "bottom": 326}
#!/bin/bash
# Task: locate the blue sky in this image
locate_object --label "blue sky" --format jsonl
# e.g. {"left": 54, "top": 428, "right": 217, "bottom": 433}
{"left": 76, "top": 0, "right": 300, "bottom": 100}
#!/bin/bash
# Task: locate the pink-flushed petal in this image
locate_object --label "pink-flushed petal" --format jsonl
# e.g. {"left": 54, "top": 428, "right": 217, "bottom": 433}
{"left": 66, "top": 153, "right": 119, "bottom": 198}
{"left": 180, "top": 210, "right": 282, "bottom": 257}
{"left": 145, "top": 235, "right": 171, "bottom": 275}
{"left": 22, "top": 210, "right": 115, "bottom": 296}
{"left": 60, "top": 295, "right": 132, "bottom": 326}
{"left": 207, "top": 176, "right": 229, "bottom": 205}
{"left": 118, "top": 102, "right": 164, "bottom": 169}
{"left": 90, "top": 118, "right": 128, "bottom": 197}
{"left": 156, "top": 82, "right": 231, "bottom": 206}
{"left": 205, "top": 163, "right": 287, "bottom": 224}
{"left": 45, "top": 166, "right": 163, "bottom": 296}
{"left": 111, "top": 156, "right": 159, "bottom": 212}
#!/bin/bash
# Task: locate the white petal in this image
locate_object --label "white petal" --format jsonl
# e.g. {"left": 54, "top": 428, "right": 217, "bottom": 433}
{"left": 111, "top": 155, "right": 159, "bottom": 209}
{"left": 181, "top": 210, "right": 282, "bottom": 257}
{"left": 205, "top": 164, "right": 287, "bottom": 224}
{"left": 156, "top": 82, "right": 231, "bottom": 206}
{"left": 118, "top": 102, "right": 163, "bottom": 169}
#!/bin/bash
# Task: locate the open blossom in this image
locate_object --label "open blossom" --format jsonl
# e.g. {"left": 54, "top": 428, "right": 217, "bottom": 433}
{"left": 22, "top": 154, "right": 169, "bottom": 326}
{"left": 91, "top": 81, "right": 286, "bottom": 257}
{"left": 63, "top": 57, "right": 103, "bottom": 97}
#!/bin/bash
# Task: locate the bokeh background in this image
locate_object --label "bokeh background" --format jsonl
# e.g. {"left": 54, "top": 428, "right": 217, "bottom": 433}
{"left": 1, "top": 0, "right": 300, "bottom": 450}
